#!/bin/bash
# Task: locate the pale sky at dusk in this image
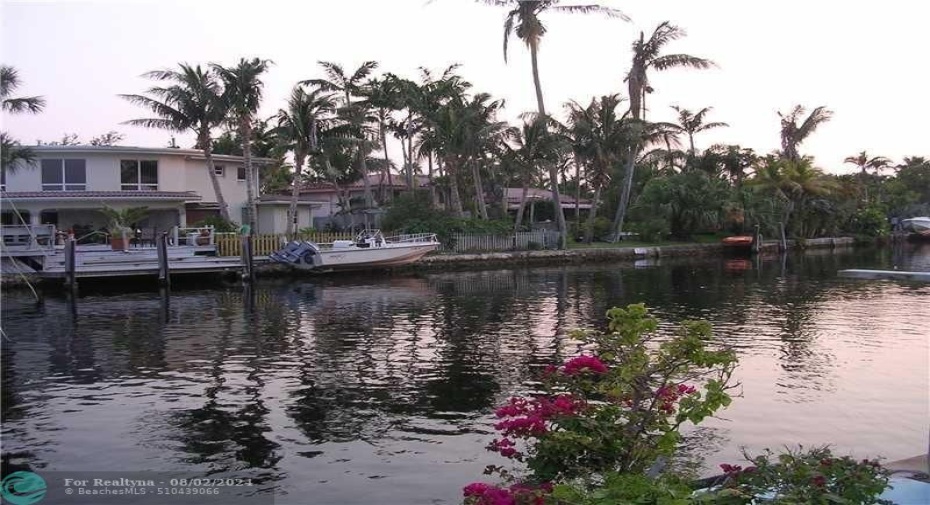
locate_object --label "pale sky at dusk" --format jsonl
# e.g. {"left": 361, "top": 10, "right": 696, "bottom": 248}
{"left": 2, "top": 0, "right": 927, "bottom": 174}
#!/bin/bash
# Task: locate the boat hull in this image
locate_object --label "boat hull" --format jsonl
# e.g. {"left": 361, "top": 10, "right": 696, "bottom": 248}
{"left": 270, "top": 231, "right": 441, "bottom": 273}
{"left": 312, "top": 244, "right": 439, "bottom": 272}
{"left": 902, "top": 217, "right": 930, "bottom": 237}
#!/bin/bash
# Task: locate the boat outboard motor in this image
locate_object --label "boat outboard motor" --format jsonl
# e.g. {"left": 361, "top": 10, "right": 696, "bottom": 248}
{"left": 270, "top": 241, "right": 309, "bottom": 264}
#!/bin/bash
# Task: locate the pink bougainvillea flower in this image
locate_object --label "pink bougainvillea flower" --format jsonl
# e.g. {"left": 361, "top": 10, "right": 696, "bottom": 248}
{"left": 463, "top": 482, "right": 494, "bottom": 497}
{"left": 562, "top": 355, "right": 608, "bottom": 375}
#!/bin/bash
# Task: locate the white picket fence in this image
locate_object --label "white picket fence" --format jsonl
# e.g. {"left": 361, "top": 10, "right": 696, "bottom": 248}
{"left": 443, "top": 230, "right": 560, "bottom": 253}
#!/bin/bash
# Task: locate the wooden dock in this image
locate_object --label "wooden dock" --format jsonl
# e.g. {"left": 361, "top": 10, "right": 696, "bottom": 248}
{"left": 838, "top": 269, "right": 930, "bottom": 282}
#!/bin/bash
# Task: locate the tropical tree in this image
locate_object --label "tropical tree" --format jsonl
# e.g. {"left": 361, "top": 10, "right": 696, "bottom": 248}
{"left": 844, "top": 151, "right": 892, "bottom": 176}
{"left": 748, "top": 156, "right": 836, "bottom": 238}
{"left": 213, "top": 57, "right": 272, "bottom": 233}
{"left": 625, "top": 22, "right": 713, "bottom": 122}
{"left": 481, "top": 0, "right": 627, "bottom": 247}
{"left": 1, "top": 65, "right": 45, "bottom": 114}
{"left": 358, "top": 76, "right": 402, "bottom": 202}
{"left": 505, "top": 117, "right": 565, "bottom": 232}
{"left": 613, "top": 21, "right": 712, "bottom": 241}
{"left": 778, "top": 105, "right": 832, "bottom": 162}
{"left": 659, "top": 106, "right": 728, "bottom": 158}
{"left": 303, "top": 61, "right": 379, "bottom": 210}
{"left": 274, "top": 85, "right": 335, "bottom": 237}
{"left": 565, "top": 94, "right": 632, "bottom": 242}
{"left": 121, "top": 64, "right": 231, "bottom": 220}
{"left": 1, "top": 65, "right": 45, "bottom": 176}
{"left": 1, "top": 133, "right": 36, "bottom": 175}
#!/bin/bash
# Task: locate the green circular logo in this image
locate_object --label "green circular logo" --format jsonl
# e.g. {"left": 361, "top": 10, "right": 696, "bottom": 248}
{"left": 0, "top": 471, "right": 47, "bottom": 505}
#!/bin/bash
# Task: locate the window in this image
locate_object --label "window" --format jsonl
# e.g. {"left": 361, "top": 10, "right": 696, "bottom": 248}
{"left": 121, "top": 160, "right": 158, "bottom": 190}
{"left": 237, "top": 166, "right": 246, "bottom": 182}
{"left": 214, "top": 165, "right": 225, "bottom": 177}
{"left": 41, "top": 159, "right": 86, "bottom": 191}
{"left": 1, "top": 211, "right": 30, "bottom": 225}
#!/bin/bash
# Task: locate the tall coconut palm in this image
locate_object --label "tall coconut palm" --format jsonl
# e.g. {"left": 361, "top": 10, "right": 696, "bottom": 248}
{"left": 1, "top": 65, "right": 45, "bottom": 177}
{"left": 506, "top": 117, "right": 565, "bottom": 231}
{"left": 625, "top": 22, "right": 713, "bottom": 122}
{"left": 303, "top": 61, "right": 379, "bottom": 210}
{"left": 358, "top": 76, "right": 403, "bottom": 202}
{"left": 565, "top": 95, "right": 632, "bottom": 242}
{"left": 482, "top": 0, "right": 627, "bottom": 247}
{"left": 121, "top": 64, "right": 231, "bottom": 220}
{"left": 844, "top": 151, "right": 891, "bottom": 176}
{"left": 778, "top": 105, "right": 832, "bottom": 162}
{"left": 613, "top": 21, "right": 712, "bottom": 240}
{"left": 275, "top": 85, "right": 335, "bottom": 238}
{"left": 659, "top": 106, "right": 728, "bottom": 157}
{"left": 212, "top": 58, "right": 272, "bottom": 233}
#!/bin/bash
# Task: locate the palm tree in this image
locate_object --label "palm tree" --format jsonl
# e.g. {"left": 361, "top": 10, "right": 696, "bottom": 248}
{"left": 121, "top": 63, "right": 231, "bottom": 220}
{"left": 303, "top": 61, "right": 379, "bottom": 210}
{"left": 659, "top": 106, "right": 728, "bottom": 158}
{"left": 778, "top": 105, "right": 832, "bottom": 162}
{"left": 1, "top": 65, "right": 45, "bottom": 177}
{"left": 1, "top": 133, "right": 36, "bottom": 175}
{"left": 749, "top": 156, "right": 835, "bottom": 238}
{"left": 482, "top": 0, "right": 627, "bottom": 247}
{"left": 625, "top": 22, "right": 713, "bottom": 122}
{"left": 565, "top": 95, "right": 631, "bottom": 242}
{"left": 505, "top": 117, "right": 565, "bottom": 232}
{"left": 1, "top": 65, "right": 46, "bottom": 114}
{"left": 275, "top": 85, "right": 335, "bottom": 238}
{"left": 844, "top": 151, "right": 891, "bottom": 176}
{"left": 212, "top": 58, "right": 272, "bottom": 233}
{"left": 613, "top": 21, "right": 712, "bottom": 241}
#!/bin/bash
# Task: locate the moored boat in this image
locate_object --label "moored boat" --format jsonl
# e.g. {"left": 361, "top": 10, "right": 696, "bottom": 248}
{"left": 269, "top": 229, "right": 440, "bottom": 272}
{"left": 901, "top": 216, "right": 930, "bottom": 238}
{"left": 721, "top": 235, "right": 755, "bottom": 254}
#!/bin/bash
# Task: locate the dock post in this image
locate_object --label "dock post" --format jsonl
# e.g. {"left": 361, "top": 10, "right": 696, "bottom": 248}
{"left": 64, "top": 237, "right": 77, "bottom": 291}
{"left": 751, "top": 224, "right": 761, "bottom": 254}
{"left": 778, "top": 222, "right": 788, "bottom": 252}
{"left": 157, "top": 232, "right": 171, "bottom": 288}
{"left": 241, "top": 234, "right": 255, "bottom": 284}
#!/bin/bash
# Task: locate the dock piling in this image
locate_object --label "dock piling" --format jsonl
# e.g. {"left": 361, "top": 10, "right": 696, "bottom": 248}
{"left": 157, "top": 232, "right": 171, "bottom": 288}
{"left": 241, "top": 234, "right": 255, "bottom": 284}
{"left": 64, "top": 237, "right": 77, "bottom": 291}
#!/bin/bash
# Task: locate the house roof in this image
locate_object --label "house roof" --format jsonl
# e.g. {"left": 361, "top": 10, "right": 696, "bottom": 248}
{"left": 28, "top": 145, "right": 276, "bottom": 165}
{"left": 256, "top": 195, "right": 323, "bottom": 207}
{"left": 299, "top": 174, "right": 431, "bottom": 193}
{"left": 1, "top": 190, "right": 202, "bottom": 201}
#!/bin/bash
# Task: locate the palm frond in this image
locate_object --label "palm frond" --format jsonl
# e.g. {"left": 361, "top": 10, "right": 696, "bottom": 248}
{"left": 2, "top": 96, "right": 46, "bottom": 114}
{"left": 350, "top": 61, "right": 379, "bottom": 84}
{"left": 503, "top": 12, "right": 516, "bottom": 62}
{"left": 552, "top": 4, "right": 630, "bottom": 21}
{"left": 651, "top": 54, "right": 714, "bottom": 71}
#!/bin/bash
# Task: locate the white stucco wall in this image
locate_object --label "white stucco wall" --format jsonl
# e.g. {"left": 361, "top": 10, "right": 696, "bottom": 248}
{"left": 2, "top": 147, "right": 259, "bottom": 220}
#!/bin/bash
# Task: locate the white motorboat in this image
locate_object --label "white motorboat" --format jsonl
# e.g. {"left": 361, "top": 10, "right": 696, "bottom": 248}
{"left": 901, "top": 216, "right": 930, "bottom": 237}
{"left": 269, "top": 230, "right": 440, "bottom": 272}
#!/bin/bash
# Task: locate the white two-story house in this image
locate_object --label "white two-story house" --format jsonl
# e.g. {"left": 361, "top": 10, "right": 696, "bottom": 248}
{"left": 0, "top": 145, "right": 319, "bottom": 237}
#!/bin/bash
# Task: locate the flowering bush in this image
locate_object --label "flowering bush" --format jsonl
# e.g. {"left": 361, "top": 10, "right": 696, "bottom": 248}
{"left": 713, "top": 446, "right": 892, "bottom": 504}
{"left": 484, "top": 304, "right": 739, "bottom": 482}
{"left": 462, "top": 481, "right": 552, "bottom": 505}
{"left": 461, "top": 306, "right": 893, "bottom": 505}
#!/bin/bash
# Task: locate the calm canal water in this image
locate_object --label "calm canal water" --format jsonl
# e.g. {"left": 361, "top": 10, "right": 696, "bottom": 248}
{"left": 2, "top": 243, "right": 928, "bottom": 504}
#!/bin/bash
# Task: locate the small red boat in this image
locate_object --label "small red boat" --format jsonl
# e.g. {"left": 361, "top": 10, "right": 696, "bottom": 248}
{"left": 721, "top": 235, "right": 755, "bottom": 255}
{"left": 721, "top": 236, "right": 754, "bottom": 247}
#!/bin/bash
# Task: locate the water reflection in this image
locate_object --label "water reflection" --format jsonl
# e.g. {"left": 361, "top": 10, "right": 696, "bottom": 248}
{"left": 1, "top": 247, "right": 927, "bottom": 504}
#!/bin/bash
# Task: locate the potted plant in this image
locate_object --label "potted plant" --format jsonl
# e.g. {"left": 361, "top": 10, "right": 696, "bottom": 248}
{"left": 98, "top": 205, "right": 149, "bottom": 250}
